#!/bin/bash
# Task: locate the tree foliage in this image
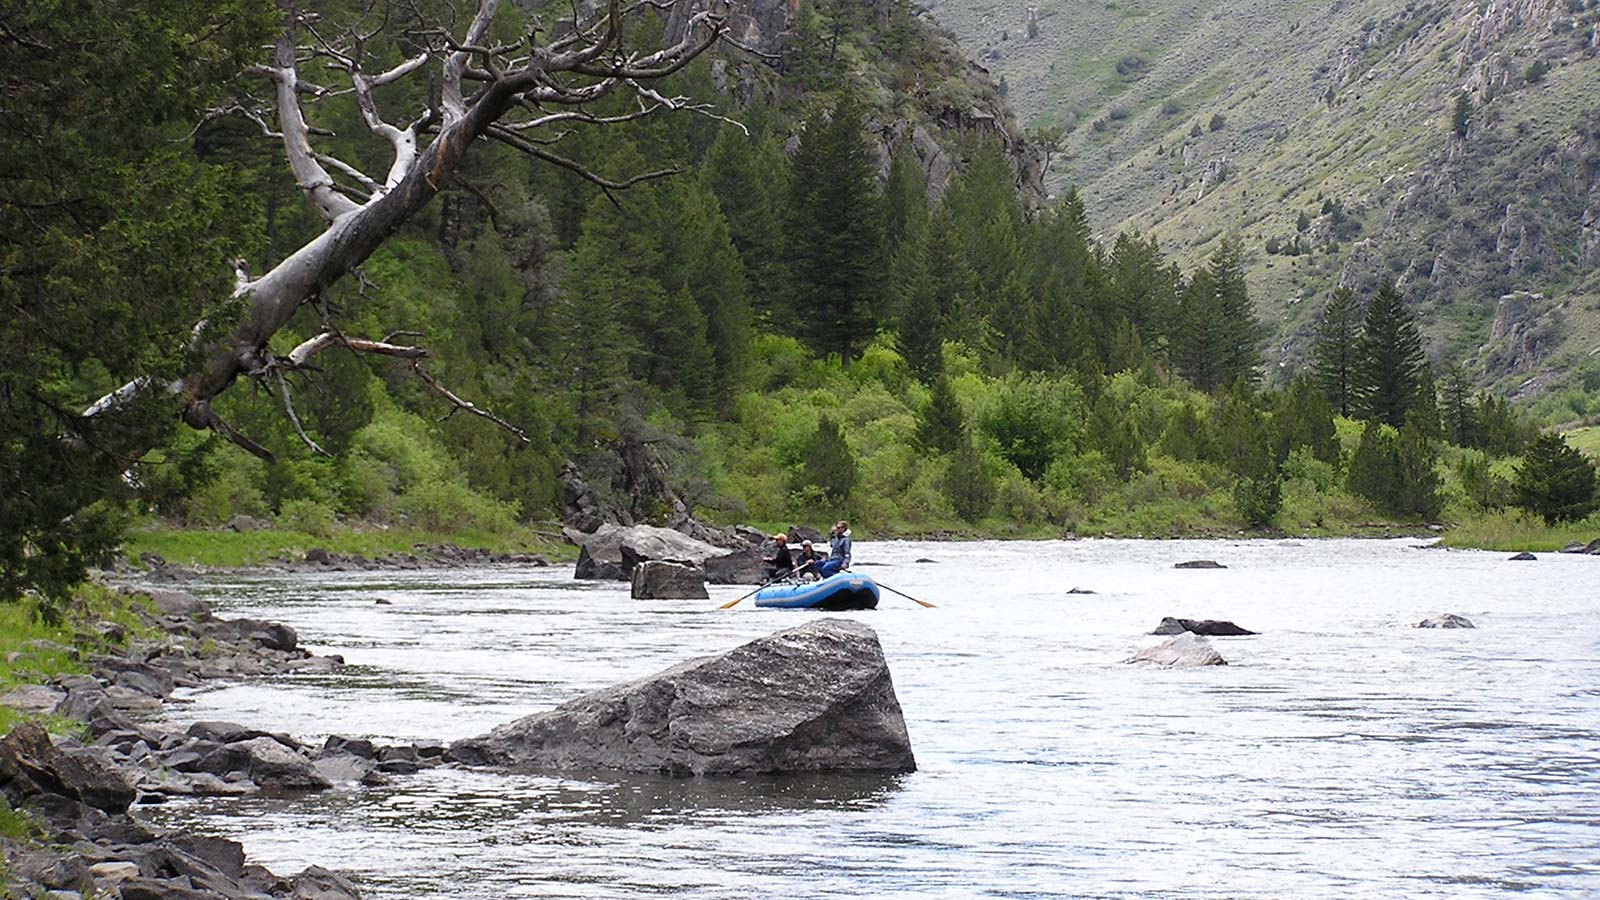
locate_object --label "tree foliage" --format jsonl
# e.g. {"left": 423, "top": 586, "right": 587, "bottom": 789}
{"left": 1515, "top": 434, "right": 1600, "bottom": 523}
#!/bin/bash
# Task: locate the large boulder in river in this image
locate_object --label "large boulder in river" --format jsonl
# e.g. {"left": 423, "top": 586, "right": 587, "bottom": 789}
{"left": 1416, "top": 613, "right": 1475, "bottom": 629}
{"left": 1508, "top": 551, "right": 1537, "bottom": 561}
{"left": 569, "top": 523, "right": 728, "bottom": 581}
{"left": 448, "top": 619, "right": 916, "bottom": 776}
{"left": 1174, "top": 559, "right": 1227, "bottom": 569}
{"left": 1126, "top": 633, "right": 1228, "bottom": 668}
{"left": 630, "top": 560, "right": 709, "bottom": 599}
{"left": 1152, "top": 617, "right": 1257, "bottom": 636}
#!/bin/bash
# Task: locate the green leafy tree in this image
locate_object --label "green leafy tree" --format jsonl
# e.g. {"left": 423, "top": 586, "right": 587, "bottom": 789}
{"left": 802, "top": 415, "right": 859, "bottom": 502}
{"left": 1515, "top": 434, "right": 1600, "bottom": 523}
{"left": 785, "top": 95, "right": 885, "bottom": 362}
{"left": 945, "top": 428, "right": 995, "bottom": 523}
{"left": 1312, "top": 287, "right": 1362, "bottom": 417}
{"left": 976, "top": 375, "right": 1086, "bottom": 480}
{"left": 1355, "top": 280, "right": 1426, "bottom": 428}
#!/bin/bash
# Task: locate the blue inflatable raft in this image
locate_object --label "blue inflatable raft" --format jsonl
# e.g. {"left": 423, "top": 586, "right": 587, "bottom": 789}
{"left": 754, "top": 572, "right": 880, "bottom": 610}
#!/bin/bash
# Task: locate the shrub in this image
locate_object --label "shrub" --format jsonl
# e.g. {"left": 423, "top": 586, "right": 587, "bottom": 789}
{"left": 1208, "top": 113, "right": 1227, "bottom": 131}
{"left": 976, "top": 374, "right": 1086, "bottom": 480}
{"left": 277, "top": 499, "right": 336, "bottom": 538}
{"left": 393, "top": 481, "right": 518, "bottom": 532}
{"left": 1233, "top": 474, "right": 1283, "bottom": 526}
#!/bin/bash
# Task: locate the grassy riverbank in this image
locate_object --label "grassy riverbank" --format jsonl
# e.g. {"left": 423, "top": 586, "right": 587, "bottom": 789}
{"left": 123, "top": 524, "right": 577, "bottom": 569}
{"left": 1434, "top": 510, "right": 1600, "bottom": 552}
{"left": 0, "top": 584, "right": 154, "bottom": 735}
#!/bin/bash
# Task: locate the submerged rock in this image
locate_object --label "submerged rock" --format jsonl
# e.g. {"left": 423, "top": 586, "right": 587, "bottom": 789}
{"left": 1151, "top": 617, "right": 1257, "bottom": 636}
{"left": 1508, "top": 551, "right": 1537, "bottom": 561}
{"left": 1416, "top": 614, "right": 1475, "bottom": 629}
{"left": 449, "top": 618, "right": 915, "bottom": 776}
{"left": 1127, "top": 633, "right": 1228, "bottom": 668}
{"left": 630, "top": 560, "right": 710, "bottom": 600}
{"left": 1174, "top": 560, "right": 1227, "bottom": 570}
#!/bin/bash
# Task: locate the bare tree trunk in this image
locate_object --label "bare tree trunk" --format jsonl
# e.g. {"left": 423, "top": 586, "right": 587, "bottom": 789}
{"left": 84, "top": 0, "right": 730, "bottom": 460}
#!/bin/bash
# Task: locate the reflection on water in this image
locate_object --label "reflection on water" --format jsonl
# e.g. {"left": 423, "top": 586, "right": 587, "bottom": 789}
{"left": 141, "top": 539, "right": 1600, "bottom": 898}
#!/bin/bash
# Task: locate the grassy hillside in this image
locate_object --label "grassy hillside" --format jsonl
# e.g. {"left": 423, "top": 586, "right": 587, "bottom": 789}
{"left": 926, "top": 0, "right": 1600, "bottom": 405}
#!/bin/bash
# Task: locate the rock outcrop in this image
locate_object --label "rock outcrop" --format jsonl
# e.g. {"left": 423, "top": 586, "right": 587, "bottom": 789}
{"left": 630, "top": 560, "right": 710, "bottom": 600}
{"left": 1127, "top": 633, "right": 1228, "bottom": 667}
{"left": 1151, "top": 617, "right": 1257, "bottom": 636}
{"left": 449, "top": 619, "right": 916, "bottom": 776}
{"left": 1416, "top": 613, "right": 1476, "bottom": 629}
{"left": 571, "top": 523, "right": 770, "bottom": 583}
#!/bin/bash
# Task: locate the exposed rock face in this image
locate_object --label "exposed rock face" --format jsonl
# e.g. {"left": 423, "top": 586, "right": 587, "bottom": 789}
{"left": 1174, "top": 560, "right": 1227, "bottom": 569}
{"left": 1151, "top": 617, "right": 1257, "bottom": 636}
{"left": 1416, "top": 614, "right": 1476, "bottom": 629}
{"left": 631, "top": 560, "right": 710, "bottom": 600}
{"left": 571, "top": 523, "right": 762, "bottom": 583}
{"left": 1127, "top": 633, "right": 1228, "bottom": 667}
{"left": 449, "top": 619, "right": 916, "bottom": 776}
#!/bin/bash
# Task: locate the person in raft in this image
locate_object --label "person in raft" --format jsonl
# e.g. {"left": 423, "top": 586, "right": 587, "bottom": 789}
{"left": 764, "top": 533, "right": 795, "bottom": 582}
{"left": 816, "top": 520, "right": 852, "bottom": 578}
{"left": 796, "top": 540, "right": 825, "bottom": 580}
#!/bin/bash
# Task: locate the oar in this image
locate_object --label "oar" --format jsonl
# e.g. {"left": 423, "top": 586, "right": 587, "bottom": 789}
{"left": 875, "top": 580, "right": 938, "bottom": 608}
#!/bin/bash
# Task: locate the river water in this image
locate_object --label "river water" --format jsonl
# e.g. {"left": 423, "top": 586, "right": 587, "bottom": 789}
{"left": 141, "top": 538, "right": 1600, "bottom": 899}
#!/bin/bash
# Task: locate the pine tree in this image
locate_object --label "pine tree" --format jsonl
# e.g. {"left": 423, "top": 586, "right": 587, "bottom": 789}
{"left": 657, "top": 178, "right": 753, "bottom": 410}
{"left": 1158, "top": 404, "right": 1210, "bottom": 461}
{"left": 1311, "top": 287, "right": 1362, "bottom": 417}
{"left": 1107, "top": 231, "right": 1175, "bottom": 355}
{"left": 1440, "top": 363, "right": 1477, "bottom": 447}
{"left": 1273, "top": 375, "right": 1339, "bottom": 465}
{"left": 785, "top": 95, "right": 885, "bottom": 363}
{"left": 916, "top": 376, "right": 965, "bottom": 453}
{"left": 701, "top": 127, "right": 786, "bottom": 324}
{"left": 1347, "top": 422, "right": 1398, "bottom": 507}
{"left": 1515, "top": 434, "right": 1600, "bottom": 523}
{"left": 803, "top": 415, "right": 860, "bottom": 502}
{"left": 1393, "top": 413, "right": 1443, "bottom": 519}
{"left": 945, "top": 427, "right": 995, "bottom": 523}
{"left": 1092, "top": 394, "right": 1147, "bottom": 479}
{"left": 896, "top": 233, "right": 945, "bottom": 384}
{"left": 1172, "top": 269, "right": 1227, "bottom": 390}
{"left": 1355, "top": 280, "right": 1426, "bottom": 428}
{"left": 1208, "top": 236, "right": 1262, "bottom": 386}
{"left": 882, "top": 150, "right": 930, "bottom": 261}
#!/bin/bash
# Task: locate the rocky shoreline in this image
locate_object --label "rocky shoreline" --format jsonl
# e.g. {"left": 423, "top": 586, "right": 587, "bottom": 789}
{"left": 0, "top": 587, "right": 441, "bottom": 899}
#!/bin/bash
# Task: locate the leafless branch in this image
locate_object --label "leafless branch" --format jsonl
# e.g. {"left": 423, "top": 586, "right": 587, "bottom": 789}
{"left": 410, "top": 362, "right": 530, "bottom": 443}
{"left": 486, "top": 126, "right": 679, "bottom": 191}
{"left": 273, "top": 367, "right": 332, "bottom": 456}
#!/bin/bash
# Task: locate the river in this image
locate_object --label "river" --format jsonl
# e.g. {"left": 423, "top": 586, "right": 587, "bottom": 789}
{"left": 140, "top": 538, "right": 1600, "bottom": 898}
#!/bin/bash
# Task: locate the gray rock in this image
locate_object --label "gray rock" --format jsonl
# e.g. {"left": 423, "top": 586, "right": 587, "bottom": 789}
{"left": 145, "top": 589, "right": 211, "bottom": 619}
{"left": 290, "top": 865, "right": 363, "bottom": 900}
{"left": 1508, "top": 551, "right": 1537, "bottom": 561}
{"left": 630, "top": 560, "right": 710, "bottom": 599}
{"left": 187, "top": 721, "right": 273, "bottom": 745}
{"left": 1151, "top": 617, "right": 1257, "bottom": 636}
{"left": 570, "top": 524, "right": 729, "bottom": 581}
{"left": 89, "top": 861, "right": 139, "bottom": 885}
{"left": 702, "top": 547, "right": 768, "bottom": 585}
{"left": 322, "top": 735, "right": 376, "bottom": 759}
{"left": 1416, "top": 613, "right": 1475, "bottom": 629}
{"left": 787, "top": 525, "right": 825, "bottom": 544}
{"left": 198, "top": 738, "right": 330, "bottom": 792}
{"left": 232, "top": 618, "right": 298, "bottom": 651}
{"left": 1587, "top": 538, "right": 1600, "bottom": 555}
{"left": 0, "top": 722, "right": 136, "bottom": 813}
{"left": 1559, "top": 541, "right": 1588, "bottom": 554}
{"left": 1065, "top": 587, "right": 1095, "bottom": 594}
{"left": 450, "top": 618, "right": 915, "bottom": 776}
{"left": 1174, "top": 560, "right": 1227, "bottom": 569}
{"left": 304, "top": 547, "right": 333, "bottom": 565}
{"left": 0, "top": 684, "right": 66, "bottom": 714}
{"left": 313, "top": 754, "right": 375, "bottom": 784}
{"left": 1127, "top": 633, "right": 1228, "bottom": 667}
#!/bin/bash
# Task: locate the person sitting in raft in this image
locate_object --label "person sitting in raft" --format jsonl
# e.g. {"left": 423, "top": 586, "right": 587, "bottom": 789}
{"left": 815, "top": 520, "right": 852, "bottom": 578}
{"left": 796, "top": 540, "right": 825, "bottom": 581}
{"left": 764, "top": 533, "right": 795, "bottom": 582}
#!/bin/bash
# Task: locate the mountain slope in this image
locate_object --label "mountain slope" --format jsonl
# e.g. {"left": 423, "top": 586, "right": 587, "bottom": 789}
{"left": 926, "top": 0, "right": 1600, "bottom": 402}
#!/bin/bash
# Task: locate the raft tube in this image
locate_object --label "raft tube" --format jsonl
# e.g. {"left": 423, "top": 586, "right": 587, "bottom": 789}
{"left": 754, "top": 572, "right": 880, "bottom": 610}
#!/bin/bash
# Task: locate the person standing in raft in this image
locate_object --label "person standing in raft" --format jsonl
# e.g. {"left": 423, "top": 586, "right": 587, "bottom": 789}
{"left": 816, "top": 520, "right": 852, "bottom": 578}
{"left": 765, "top": 533, "right": 795, "bottom": 581}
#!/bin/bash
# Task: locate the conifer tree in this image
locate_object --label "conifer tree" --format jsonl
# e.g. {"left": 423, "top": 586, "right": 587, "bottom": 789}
{"left": 701, "top": 127, "right": 787, "bottom": 323}
{"left": 1440, "top": 363, "right": 1477, "bottom": 447}
{"left": 1092, "top": 394, "right": 1147, "bottom": 479}
{"left": 1355, "top": 280, "right": 1426, "bottom": 428}
{"left": 1393, "top": 413, "right": 1443, "bottom": 519}
{"left": 1172, "top": 270, "right": 1227, "bottom": 390}
{"left": 803, "top": 415, "right": 859, "bottom": 502}
{"left": 1515, "top": 434, "right": 1600, "bottom": 523}
{"left": 785, "top": 95, "right": 885, "bottom": 363}
{"left": 916, "top": 376, "right": 965, "bottom": 453}
{"left": 1107, "top": 319, "right": 1149, "bottom": 376}
{"left": 1158, "top": 404, "right": 1209, "bottom": 461}
{"left": 657, "top": 178, "right": 753, "bottom": 410}
{"left": 1107, "top": 232, "right": 1176, "bottom": 354}
{"left": 896, "top": 234, "right": 945, "bottom": 384}
{"left": 1273, "top": 375, "right": 1339, "bottom": 465}
{"left": 1208, "top": 236, "right": 1262, "bottom": 386}
{"left": 882, "top": 150, "right": 930, "bottom": 261}
{"left": 945, "top": 427, "right": 995, "bottom": 523}
{"left": 1311, "top": 287, "right": 1362, "bottom": 417}
{"left": 1347, "top": 422, "right": 1398, "bottom": 507}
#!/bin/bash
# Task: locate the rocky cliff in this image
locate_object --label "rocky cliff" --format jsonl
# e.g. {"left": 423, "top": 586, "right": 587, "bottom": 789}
{"left": 926, "top": 0, "right": 1600, "bottom": 398}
